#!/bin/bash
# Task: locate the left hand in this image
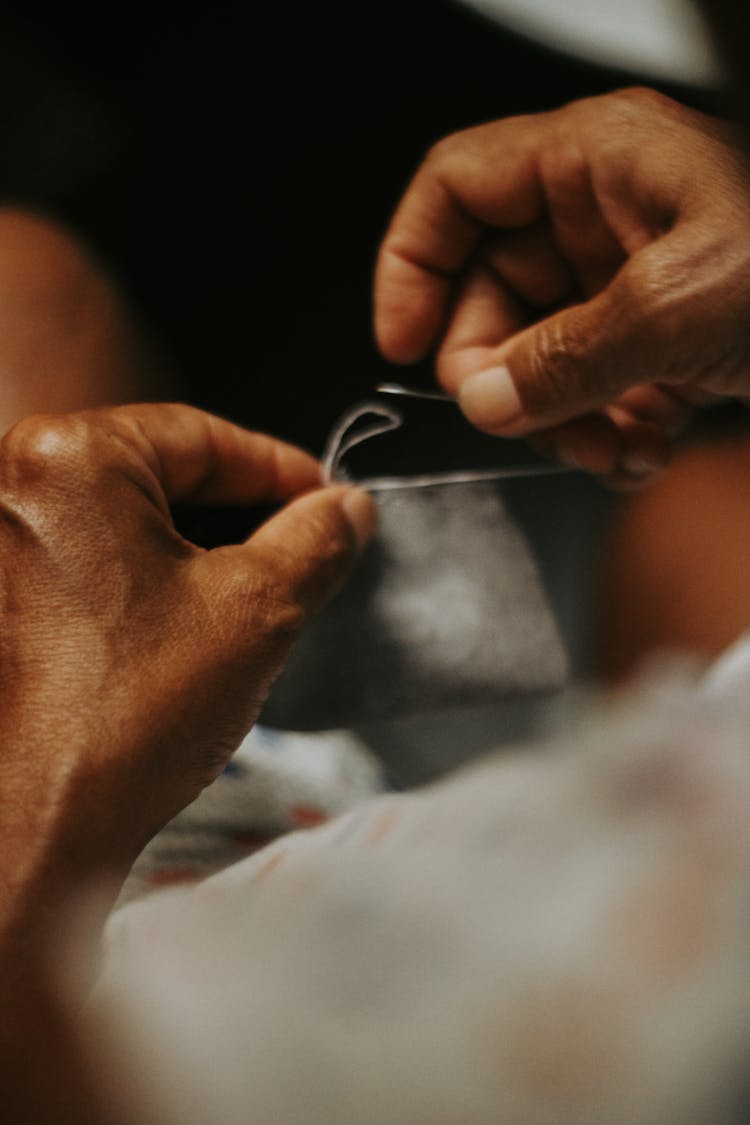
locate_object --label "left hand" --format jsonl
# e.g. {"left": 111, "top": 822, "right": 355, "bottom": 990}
{"left": 0, "top": 402, "right": 374, "bottom": 949}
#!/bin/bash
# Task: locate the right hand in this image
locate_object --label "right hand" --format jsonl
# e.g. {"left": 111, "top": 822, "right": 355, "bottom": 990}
{"left": 375, "top": 88, "right": 750, "bottom": 485}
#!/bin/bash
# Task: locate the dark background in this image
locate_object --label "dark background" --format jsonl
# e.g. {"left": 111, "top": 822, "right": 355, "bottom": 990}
{"left": 0, "top": 0, "right": 724, "bottom": 463}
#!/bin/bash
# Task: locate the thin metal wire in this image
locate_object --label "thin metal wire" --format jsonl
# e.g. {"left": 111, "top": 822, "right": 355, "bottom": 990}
{"left": 361, "top": 464, "right": 573, "bottom": 490}
{"left": 322, "top": 402, "right": 403, "bottom": 483}
{"left": 323, "top": 399, "right": 573, "bottom": 489}
{"left": 375, "top": 381, "right": 454, "bottom": 403}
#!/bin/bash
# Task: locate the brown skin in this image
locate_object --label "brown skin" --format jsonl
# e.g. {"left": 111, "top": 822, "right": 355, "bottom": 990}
{"left": 5, "top": 86, "right": 750, "bottom": 1119}
{"left": 0, "top": 402, "right": 375, "bottom": 962}
{"left": 0, "top": 216, "right": 381, "bottom": 1124}
{"left": 0, "top": 400, "right": 374, "bottom": 1124}
{"left": 0, "top": 209, "right": 165, "bottom": 430}
{"left": 598, "top": 427, "right": 750, "bottom": 681}
{"left": 375, "top": 88, "right": 750, "bottom": 486}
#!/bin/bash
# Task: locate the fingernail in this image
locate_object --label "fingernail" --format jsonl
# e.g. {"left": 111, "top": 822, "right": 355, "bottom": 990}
{"left": 341, "top": 487, "right": 377, "bottom": 551}
{"left": 458, "top": 366, "right": 523, "bottom": 430}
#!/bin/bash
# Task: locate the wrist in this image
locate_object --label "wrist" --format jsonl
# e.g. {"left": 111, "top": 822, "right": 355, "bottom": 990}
{"left": 0, "top": 732, "right": 129, "bottom": 959}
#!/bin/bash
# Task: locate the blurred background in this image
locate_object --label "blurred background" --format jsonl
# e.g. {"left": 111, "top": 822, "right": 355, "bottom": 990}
{"left": 0, "top": 0, "right": 732, "bottom": 780}
{"left": 0, "top": 0, "right": 723, "bottom": 449}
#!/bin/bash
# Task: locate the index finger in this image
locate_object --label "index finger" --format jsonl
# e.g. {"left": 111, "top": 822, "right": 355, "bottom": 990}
{"left": 374, "top": 116, "right": 546, "bottom": 364}
{"left": 103, "top": 402, "right": 322, "bottom": 505}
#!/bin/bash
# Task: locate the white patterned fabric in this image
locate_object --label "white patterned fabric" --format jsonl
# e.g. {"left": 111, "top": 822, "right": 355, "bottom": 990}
{"left": 118, "top": 725, "right": 384, "bottom": 904}
{"left": 84, "top": 637, "right": 750, "bottom": 1125}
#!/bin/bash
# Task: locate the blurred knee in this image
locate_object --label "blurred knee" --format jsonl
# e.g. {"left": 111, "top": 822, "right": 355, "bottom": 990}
{"left": 598, "top": 430, "right": 750, "bottom": 681}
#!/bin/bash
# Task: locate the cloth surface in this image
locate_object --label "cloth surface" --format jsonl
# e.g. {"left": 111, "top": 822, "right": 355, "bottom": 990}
{"left": 85, "top": 635, "right": 750, "bottom": 1125}
{"left": 262, "top": 480, "right": 568, "bottom": 730}
{"left": 118, "top": 725, "right": 384, "bottom": 904}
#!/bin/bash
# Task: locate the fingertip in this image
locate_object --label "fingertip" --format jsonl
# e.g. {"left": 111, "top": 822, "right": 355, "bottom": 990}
{"left": 373, "top": 250, "right": 450, "bottom": 364}
{"left": 333, "top": 485, "right": 378, "bottom": 552}
{"left": 204, "top": 485, "right": 378, "bottom": 625}
{"left": 373, "top": 328, "right": 427, "bottom": 366}
{"left": 374, "top": 309, "right": 439, "bottom": 367}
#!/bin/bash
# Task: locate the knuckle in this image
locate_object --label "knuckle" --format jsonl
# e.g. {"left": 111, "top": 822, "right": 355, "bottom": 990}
{"left": 1, "top": 414, "right": 95, "bottom": 482}
{"left": 538, "top": 136, "right": 588, "bottom": 191}
{"left": 600, "top": 86, "right": 675, "bottom": 123}
{"left": 570, "top": 87, "right": 679, "bottom": 153}
{"left": 423, "top": 133, "right": 457, "bottom": 168}
{"left": 612, "top": 85, "right": 669, "bottom": 108}
{"left": 423, "top": 126, "right": 485, "bottom": 174}
{"left": 425, "top": 120, "right": 513, "bottom": 172}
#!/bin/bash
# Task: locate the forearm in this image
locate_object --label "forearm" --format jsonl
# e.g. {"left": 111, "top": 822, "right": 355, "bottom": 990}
{"left": 0, "top": 956, "right": 110, "bottom": 1125}
{"left": 0, "top": 792, "right": 114, "bottom": 1124}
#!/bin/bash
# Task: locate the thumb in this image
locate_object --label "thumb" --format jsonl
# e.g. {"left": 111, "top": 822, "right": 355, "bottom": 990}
{"left": 245, "top": 484, "right": 376, "bottom": 615}
{"left": 456, "top": 258, "right": 672, "bottom": 435}
{"left": 197, "top": 484, "right": 377, "bottom": 648}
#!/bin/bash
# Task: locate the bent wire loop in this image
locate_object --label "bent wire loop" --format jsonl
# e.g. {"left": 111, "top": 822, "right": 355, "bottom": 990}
{"left": 322, "top": 392, "right": 574, "bottom": 492}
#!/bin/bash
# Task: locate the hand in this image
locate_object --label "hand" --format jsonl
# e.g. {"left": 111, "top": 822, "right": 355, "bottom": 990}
{"left": 0, "top": 403, "right": 374, "bottom": 945}
{"left": 375, "top": 88, "right": 750, "bottom": 485}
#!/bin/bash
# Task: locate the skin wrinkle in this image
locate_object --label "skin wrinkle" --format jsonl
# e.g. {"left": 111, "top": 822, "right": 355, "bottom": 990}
{"left": 177, "top": 409, "right": 225, "bottom": 501}
{"left": 107, "top": 406, "right": 273, "bottom": 506}
{"left": 543, "top": 142, "right": 627, "bottom": 292}
{"left": 26, "top": 522, "right": 149, "bottom": 627}
{"left": 526, "top": 315, "right": 593, "bottom": 412}
{"left": 590, "top": 147, "right": 670, "bottom": 250}
{"left": 245, "top": 499, "right": 361, "bottom": 608}
{"left": 381, "top": 242, "right": 457, "bottom": 285}
{"left": 218, "top": 578, "right": 307, "bottom": 653}
{"left": 432, "top": 168, "right": 487, "bottom": 250}
{"left": 481, "top": 225, "right": 577, "bottom": 311}
{"left": 104, "top": 422, "right": 174, "bottom": 521}
{"left": 632, "top": 234, "right": 750, "bottom": 388}
{"left": 129, "top": 407, "right": 198, "bottom": 500}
